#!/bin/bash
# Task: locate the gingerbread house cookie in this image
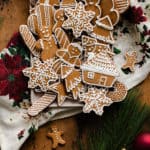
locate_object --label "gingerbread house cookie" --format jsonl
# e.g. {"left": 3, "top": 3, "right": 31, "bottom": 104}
{"left": 81, "top": 49, "right": 119, "bottom": 87}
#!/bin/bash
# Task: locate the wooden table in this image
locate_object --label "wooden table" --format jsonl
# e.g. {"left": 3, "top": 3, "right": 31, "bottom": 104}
{"left": 0, "top": 0, "right": 150, "bottom": 149}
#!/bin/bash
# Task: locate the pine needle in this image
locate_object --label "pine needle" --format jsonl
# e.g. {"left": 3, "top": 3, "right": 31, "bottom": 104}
{"left": 77, "top": 90, "right": 150, "bottom": 150}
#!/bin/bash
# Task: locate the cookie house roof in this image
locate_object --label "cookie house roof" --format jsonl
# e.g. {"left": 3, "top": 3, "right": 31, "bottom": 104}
{"left": 81, "top": 50, "right": 119, "bottom": 77}
{"left": 96, "top": 16, "right": 113, "bottom": 30}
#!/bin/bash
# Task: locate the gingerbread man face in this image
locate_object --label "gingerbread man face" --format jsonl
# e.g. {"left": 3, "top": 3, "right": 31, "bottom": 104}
{"left": 55, "top": 9, "right": 65, "bottom": 22}
{"left": 37, "top": 26, "right": 52, "bottom": 39}
{"left": 68, "top": 44, "right": 81, "bottom": 57}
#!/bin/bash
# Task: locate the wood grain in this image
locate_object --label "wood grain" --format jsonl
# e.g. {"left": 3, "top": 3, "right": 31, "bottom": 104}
{"left": 0, "top": 1, "right": 150, "bottom": 150}
{"left": 0, "top": 0, "right": 29, "bottom": 50}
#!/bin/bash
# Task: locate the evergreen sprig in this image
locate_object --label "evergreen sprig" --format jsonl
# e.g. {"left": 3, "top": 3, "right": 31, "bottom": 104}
{"left": 77, "top": 90, "right": 150, "bottom": 150}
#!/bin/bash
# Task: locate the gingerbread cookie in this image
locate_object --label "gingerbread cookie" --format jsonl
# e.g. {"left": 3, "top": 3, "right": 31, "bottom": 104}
{"left": 20, "top": 0, "right": 129, "bottom": 116}
{"left": 91, "top": 16, "right": 114, "bottom": 44}
{"left": 85, "top": 0, "right": 101, "bottom": 23}
{"left": 81, "top": 49, "right": 119, "bottom": 88}
{"left": 61, "top": 64, "right": 84, "bottom": 99}
{"left": 28, "top": 94, "right": 56, "bottom": 116}
{"left": 54, "top": 28, "right": 70, "bottom": 49}
{"left": 49, "top": 82, "right": 68, "bottom": 106}
{"left": 80, "top": 88, "right": 113, "bottom": 116}
{"left": 60, "top": 0, "right": 76, "bottom": 8}
{"left": 82, "top": 35, "right": 114, "bottom": 56}
{"left": 53, "top": 9, "right": 65, "bottom": 32}
{"left": 19, "top": 25, "right": 40, "bottom": 57}
{"left": 72, "top": 82, "right": 84, "bottom": 100}
{"left": 25, "top": 3, "right": 58, "bottom": 61}
{"left": 122, "top": 51, "right": 137, "bottom": 72}
{"left": 100, "top": 0, "right": 120, "bottom": 25}
{"left": 65, "top": 69, "right": 83, "bottom": 99}
{"left": 107, "top": 81, "right": 127, "bottom": 102}
{"left": 38, "top": 0, "right": 60, "bottom": 6}
{"left": 62, "top": 2, "right": 95, "bottom": 38}
{"left": 47, "top": 126, "right": 66, "bottom": 149}
{"left": 114, "top": 0, "right": 130, "bottom": 14}
{"left": 23, "top": 57, "right": 58, "bottom": 92}
{"left": 61, "top": 64, "right": 74, "bottom": 79}
{"left": 56, "top": 43, "right": 82, "bottom": 67}
{"left": 52, "top": 59, "right": 62, "bottom": 74}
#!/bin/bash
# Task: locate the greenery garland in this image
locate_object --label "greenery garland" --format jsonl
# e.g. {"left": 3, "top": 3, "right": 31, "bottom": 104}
{"left": 77, "top": 90, "right": 150, "bottom": 150}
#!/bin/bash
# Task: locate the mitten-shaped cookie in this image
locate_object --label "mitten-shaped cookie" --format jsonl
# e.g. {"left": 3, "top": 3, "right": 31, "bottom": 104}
{"left": 56, "top": 43, "right": 82, "bottom": 67}
{"left": 100, "top": 0, "right": 120, "bottom": 25}
{"left": 114, "top": 0, "right": 130, "bottom": 14}
{"left": 85, "top": 0, "right": 101, "bottom": 23}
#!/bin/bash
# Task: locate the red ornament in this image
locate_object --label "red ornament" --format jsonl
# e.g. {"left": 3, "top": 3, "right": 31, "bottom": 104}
{"left": 133, "top": 133, "right": 150, "bottom": 150}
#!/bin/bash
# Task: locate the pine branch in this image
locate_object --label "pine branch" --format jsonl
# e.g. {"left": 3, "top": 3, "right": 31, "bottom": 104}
{"left": 77, "top": 90, "right": 150, "bottom": 150}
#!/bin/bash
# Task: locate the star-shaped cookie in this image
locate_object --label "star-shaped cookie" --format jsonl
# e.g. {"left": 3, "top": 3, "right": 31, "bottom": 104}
{"left": 80, "top": 88, "right": 113, "bottom": 116}
{"left": 62, "top": 2, "right": 95, "bottom": 38}
{"left": 23, "top": 57, "right": 58, "bottom": 92}
{"left": 49, "top": 82, "right": 68, "bottom": 106}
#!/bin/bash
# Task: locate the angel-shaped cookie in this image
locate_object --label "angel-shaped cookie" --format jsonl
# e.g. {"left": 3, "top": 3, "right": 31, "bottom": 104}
{"left": 56, "top": 43, "right": 82, "bottom": 67}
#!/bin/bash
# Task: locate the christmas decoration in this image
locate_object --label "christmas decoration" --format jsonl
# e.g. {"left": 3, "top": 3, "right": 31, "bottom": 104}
{"left": 133, "top": 133, "right": 150, "bottom": 150}
{"left": 47, "top": 126, "right": 66, "bottom": 149}
{"left": 0, "top": 0, "right": 150, "bottom": 149}
{"left": 20, "top": 0, "right": 128, "bottom": 117}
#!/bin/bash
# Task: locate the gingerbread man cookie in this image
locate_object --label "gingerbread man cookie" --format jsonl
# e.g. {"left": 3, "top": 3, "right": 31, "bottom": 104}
{"left": 47, "top": 126, "right": 66, "bottom": 149}
{"left": 122, "top": 51, "right": 137, "bottom": 72}
{"left": 85, "top": 0, "right": 101, "bottom": 23}
{"left": 26, "top": 3, "right": 58, "bottom": 61}
{"left": 53, "top": 9, "right": 65, "bottom": 32}
{"left": 100, "top": 0, "right": 120, "bottom": 25}
{"left": 56, "top": 43, "right": 82, "bottom": 67}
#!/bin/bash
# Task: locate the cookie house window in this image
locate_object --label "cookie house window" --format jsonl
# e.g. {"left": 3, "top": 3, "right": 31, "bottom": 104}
{"left": 87, "top": 72, "right": 95, "bottom": 79}
{"left": 99, "top": 76, "right": 107, "bottom": 86}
